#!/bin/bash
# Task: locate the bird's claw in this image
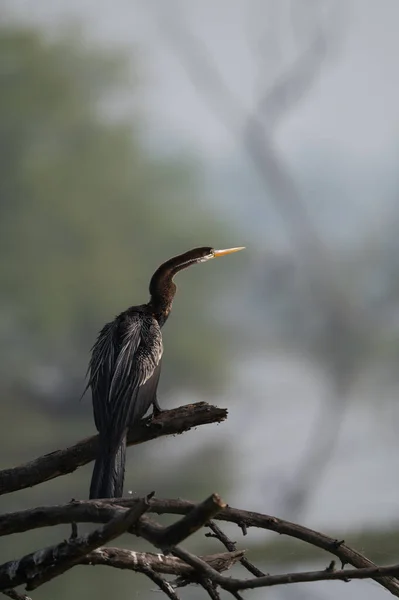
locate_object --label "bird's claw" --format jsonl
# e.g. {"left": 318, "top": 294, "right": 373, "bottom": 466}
{"left": 152, "top": 397, "right": 163, "bottom": 418}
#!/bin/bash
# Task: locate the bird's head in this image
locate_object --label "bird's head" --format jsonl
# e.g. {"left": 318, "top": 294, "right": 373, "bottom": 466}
{"left": 149, "top": 246, "right": 245, "bottom": 320}
{"left": 189, "top": 246, "right": 246, "bottom": 264}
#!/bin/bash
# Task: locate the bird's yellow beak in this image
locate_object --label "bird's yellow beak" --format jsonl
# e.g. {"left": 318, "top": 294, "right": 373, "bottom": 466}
{"left": 213, "top": 247, "right": 245, "bottom": 258}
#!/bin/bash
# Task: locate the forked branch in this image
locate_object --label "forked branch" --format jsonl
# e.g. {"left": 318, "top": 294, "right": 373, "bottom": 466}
{"left": 1, "top": 497, "right": 399, "bottom": 596}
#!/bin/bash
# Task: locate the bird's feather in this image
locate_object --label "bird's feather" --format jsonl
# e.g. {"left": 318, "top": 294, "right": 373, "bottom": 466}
{"left": 89, "top": 311, "right": 163, "bottom": 450}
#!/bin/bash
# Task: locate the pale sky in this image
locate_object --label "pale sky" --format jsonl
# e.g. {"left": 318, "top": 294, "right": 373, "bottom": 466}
{"left": 5, "top": 0, "right": 399, "bottom": 163}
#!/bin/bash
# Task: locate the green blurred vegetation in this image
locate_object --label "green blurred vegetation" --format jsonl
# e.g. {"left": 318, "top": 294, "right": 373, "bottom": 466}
{"left": 246, "top": 524, "right": 399, "bottom": 568}
{"left": 0, "top": 20, "right": 241, "bottom": 399}
{"left": 1, "top": 12, "right": 399, "bottom": 600}
{"left": 0, "top": 17, "right": 240, "bottom": 600}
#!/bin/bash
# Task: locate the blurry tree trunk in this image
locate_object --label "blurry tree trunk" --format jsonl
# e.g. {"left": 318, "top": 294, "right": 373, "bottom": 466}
{"left": 148, "top": 0, "right": 369, "bottom": 519}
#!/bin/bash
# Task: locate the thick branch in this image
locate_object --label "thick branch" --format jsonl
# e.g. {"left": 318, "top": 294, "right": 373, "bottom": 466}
{"left": 206, "top": 520, "right": 265, "bottom": 578}
{"left": 85, "top": 543, "right": 399, "bottom": 593}
{"left": 3, "top": 498, "right": 399, "bottom": 596}
{"left": 130, "top": 496, "right": 399, "bottom": 593}
{"left": 0, "top": 500, "right": 149, "bottom": 591}
{"left": 171, "top": 546, "right": 225, "bottom": 586}
{"left": 0, "top": 402, "right": 227, "bottom": 496}
{"left": 156, "top": 546, "right": 399, "bottom": 594}
{"left": 81, "top": 547, "right": 244, "bottom": 577}
{"left": 159, "top": 494, "right": 226, "bottom": 547}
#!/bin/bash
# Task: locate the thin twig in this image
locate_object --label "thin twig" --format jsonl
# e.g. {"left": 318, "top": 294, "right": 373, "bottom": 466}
{"left": 171, "top": 546, "right": 224, "bottom": 584}
{"left": 1, "top": 498, "right": 399, "bottom": 595}
{"left": 140, "top": 565, "right": 181, "bottom": 600}
{"left": 207, "top": 520, "right": 265, "bottom": 577}
{"left": 200, "top": 577, "right": 221, "bottom": 600}
{"left": 230, "top": 592, "right": 244, "bottom": 600}
{"left": 123, "top": 497, "right": 399, "bottom": 596}
{"left": 154, "top": 545, "right": 399, "bottom": 593}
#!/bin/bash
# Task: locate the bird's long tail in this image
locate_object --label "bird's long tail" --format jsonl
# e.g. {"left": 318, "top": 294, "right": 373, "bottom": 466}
{"left": 89, "top": 434, "right": 127, "bottom": 499}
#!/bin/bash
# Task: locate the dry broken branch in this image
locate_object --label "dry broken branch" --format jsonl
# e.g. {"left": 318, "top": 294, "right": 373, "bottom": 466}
{"left": 139, "top": 566, "right": 180, "bottom": 599}
{"left": 2, "top": 497, "right": 399, "bottom": 596}
{"left": 0, "top": 499, "right": 150, "bottom": 591}
{"left": 81, "top": 547, "right": 244, "bottom": 577}
{"left": 159, "top": 494, "right": 226, "bottom": 547}
{"left": 0, "top": 402, "right": 227, "bottom": 496}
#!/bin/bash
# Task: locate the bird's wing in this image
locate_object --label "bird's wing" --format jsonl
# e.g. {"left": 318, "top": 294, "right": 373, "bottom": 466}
{"left": 132, "top": 355, "right": 162, "bottom": 422}
{"left": 88, "top": 319, "right": 120, "bottom": 433}
{"left": 90, "top": 314, "right": 163, "bottom": 448}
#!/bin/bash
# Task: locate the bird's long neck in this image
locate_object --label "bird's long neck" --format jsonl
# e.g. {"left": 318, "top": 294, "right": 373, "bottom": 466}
{"left": 148, "top": 251, "right": 200, "bottom": 325}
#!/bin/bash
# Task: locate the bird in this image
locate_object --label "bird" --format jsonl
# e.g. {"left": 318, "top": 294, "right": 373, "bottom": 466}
{"left": 86, "top": 246, "right": 245, "bottom": 499}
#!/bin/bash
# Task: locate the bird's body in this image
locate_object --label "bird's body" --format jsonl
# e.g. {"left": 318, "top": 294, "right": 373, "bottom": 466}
{"left": 87, "top": 246, "right": 244, "bottom": 499}
{"left": 88, "top": 306, "right": 163, "bottom": 499}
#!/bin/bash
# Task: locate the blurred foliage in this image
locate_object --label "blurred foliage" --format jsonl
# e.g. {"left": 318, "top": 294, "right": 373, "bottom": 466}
{"left": 0, "top": 20, "right": 241, "bottom": 402}
{"left": 0, "top": 394, "right": 231, "bottom": 600}
{"left": 4, "top": 9, "right": 399, "bottom": 600}
{"left": 245, "top": 524, "right": 399, "bottom": 568}
{"left": 0, "top": 17, "right": 239, "bottom": 600}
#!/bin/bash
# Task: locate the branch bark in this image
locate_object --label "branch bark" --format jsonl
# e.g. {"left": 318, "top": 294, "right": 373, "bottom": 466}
{"left": 149, "top": 545, "right": 399, "bottom": 594}
{"left": 0, "top": 500, "right": 150, "bottom": 591}
{"left": 0, "top": 402, "right": 227, "bottom": 496}
{"left": 139, "top": 566, "right": 180, "bottom": 600}
{"left": 159, "top": 494, "right": 226, "bottom": 547}
{"left": 2, "top": 591, "right": 32, "bottom": 600}
{"left": 81, "top": 547, "right": 244, "bottom": 577}
{"left": 206, "top": 520, "right": 265, "bottom": 577}
{"left": 2, "top": 498, "right": 399, "bottom": 596}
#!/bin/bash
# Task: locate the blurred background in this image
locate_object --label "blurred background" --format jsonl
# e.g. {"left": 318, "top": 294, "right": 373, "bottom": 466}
{"left": 1, "top": 0, "right": 399, "bottom": 598}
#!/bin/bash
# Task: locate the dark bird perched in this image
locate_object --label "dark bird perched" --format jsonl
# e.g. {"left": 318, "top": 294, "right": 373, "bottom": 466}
{"left": 87, "top": 246, "right": 245, "bottom": 499}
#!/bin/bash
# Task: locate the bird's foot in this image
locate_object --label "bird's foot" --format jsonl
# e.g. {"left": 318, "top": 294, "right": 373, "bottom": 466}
{"left": 152, "top": 398, "right": 163, "bottom": 418}
{"left": 152, "top": 406, "right": 163, "bottom": 419}
{"left": 70, "top": 522, "right": 78, "bottom": 540}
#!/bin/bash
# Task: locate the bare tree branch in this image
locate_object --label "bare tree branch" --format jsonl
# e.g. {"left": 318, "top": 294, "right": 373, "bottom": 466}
{"left": 138, "top": 544, "right": 399, "bottom": 594}
{"left": 2, "top": 591, "right": 32, "bottom": 600}
{"left": 2, "top": 497, "right": 399, "bottom": 596}
{"left": 194, "top": 560, "right": 399, "bottom": 591}
{"left": 248, "top": 0, "right": 343, "bottom": 130}
{"left": 199, "top": 578, "right": 221, "bottom": 600}
{"left": 83, "top": 547, "right": 244, "bottom": 600}
{"left": 206, "top": 520, "right": 266, "bottom": 577}
{"left": 159, "top": 494, "right": 226, "bottom": 547}
{"left": 81, "top": 547, "right": 244, "bottom": 577}
{"left": 0, "top": 499, "right": 150, "bottom": 592}
{"left": 171, "top": 546, "right": 225, "bottom": 585}
{"left": 0, "top": 402, "right": 227, "bottom": 496}
{"left": 151, "top": 1, "right": 325, "bottom": 253}
{"left": 140, "top": 565, "right": 180, "bottom": 600}
{"left": 230, "top": 592, "right": 244, "bottom": 600}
